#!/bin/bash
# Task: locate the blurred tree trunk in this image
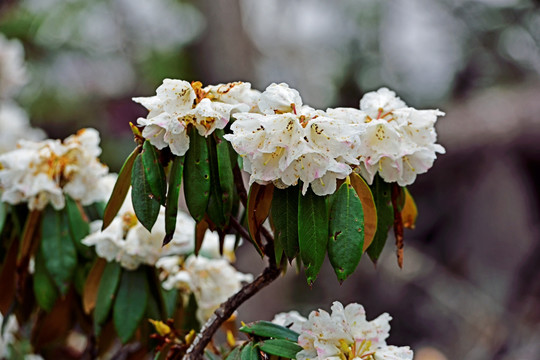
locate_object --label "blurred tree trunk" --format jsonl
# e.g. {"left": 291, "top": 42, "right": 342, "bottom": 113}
{"left": 188, "top": 0, "right": 256, "bottom": 84}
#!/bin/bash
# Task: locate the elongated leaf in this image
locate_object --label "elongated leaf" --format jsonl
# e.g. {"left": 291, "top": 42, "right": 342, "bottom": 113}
{"left": 258, "top": 339, "right": 303, "bottom": 359}
{"left": 195, "top": 219, "right": 209, "bottom": 255}
{"left": 271, "top": 186, "right": 299, "bottom": 263}
{"left": 17, "top": 209, "right": 41, "bottom": 267}
{"left": 207, "top": 135, "right": 226, "bottom": 227}
{"left": 102, "top": 146, "right": 141, "bottom": 230}
{"left": 33, "top": 247, "right": 59, "bottom": 312}
{"left": 65, "top": 195, "right": 92, "bottom": 259}
{"left": 392, "top": 184, "right": 405, "bottom": 268}
{"left": 215, "top": 130, "right": 235, "bottom": 223}
{"left": 240, "top": 343, "right": 260, "bottom": 360}
{"left": 366, "top": 175, "right": 393, "bottom": 263}
{"left": 132, "top": 153, "right": 161, "bottom": 231}
{"left": 240, "top": 321, "right": 299, "bottom": 341}
{"left": 142, "top": 140, "right": 167, "bottom": 205}
{"left": 83, "top": 258, "right": 107, "bottom": 314}
{"left": 298, "top": 188, "right": 328, "bottom": 285}
{"left": 164, "top": 156, "right": 184, "bottom": 245}
{"left": 328, "top": 179, "right": 364, "bottom": 282}
{"left": 349, "top": 173, "right": 377, "bottom": 251}
{"left": 401, "top": 188, "right": 418, "bottom": 229}
{"left": 247, "top": 183, "right": 274, "bottom": 256}
{"left": 113, "top": 267, "right": 149, "bottom": 343}
{"left": 41, "top": 207, "right": 77, "bottom": 295}
{"left": 0, "top": 203, "right": 7, "bottom": 236}
{"left": 94, "top": 261, "right": 122, "bottom": 325}
{"left": 0, "top": 237, "right": 17, "bottom": 314}
{"left": 184, "top": 130, "right": 211, "bottom": 222}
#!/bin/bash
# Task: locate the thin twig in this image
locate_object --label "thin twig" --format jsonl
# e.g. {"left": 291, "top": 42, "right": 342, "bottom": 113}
{"left": 229, "top": 216, "right": 251, "bottom": 243}
{"left": 183, "top": 262, "right": 281, "bottom": 359}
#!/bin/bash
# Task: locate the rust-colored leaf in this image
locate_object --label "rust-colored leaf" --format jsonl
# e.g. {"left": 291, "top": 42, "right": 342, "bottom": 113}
{"left": 83, "top": 258, "right": 107, "bottom": 314}
{"left": 349, "top": 173, "right": 377, "bottom": 252}
{"left": 31, "top": 290, "right": 74, "bottom": 350}
{"left": 17, "top": 210, "right": 42, "bottom": 267}
{"left": 0, "top": 238, "right": 18, "bottom": 314}
{"left": 401, "top": 188, "right": 418, "bottom": 229}
{"left": 195, "top": 219, "right": 209, "bottom": 256}
{"left": 247, "top": 183, "right": 274, "bottom": 256}
{"left": 391, "top": 184, "right": 404, "bottom": 268}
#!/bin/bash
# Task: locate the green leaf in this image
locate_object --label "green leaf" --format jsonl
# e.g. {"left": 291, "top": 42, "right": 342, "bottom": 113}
{"left": 328, "top": 180, "right": 364, "bottom": 282}
{"left": 207, "top": 135, "right": 226, "bottom": 227}
{"left": 184, "top": 129, "right": 210, "bottom": 222}
{"left": 94, "top": 261, "right": 122, "bottom": 326}
{"left": 258, "top": 339, "right": 303, "bottom": 359}
{"left": 0, "top": 203, "right": 7, "bottom": 236}
{"left": 41, "top": 206, "right": 77, "bottom": 295}
{"left": 182, "top": 293, "right": 200, "bottom": 332}
{"left": 240, "top": 343, "right": 260, "bottom": 360}
{"left": 164, "top": 156, "right": 184, "bottom": 245}
{"left": 215, "top": 130, "right": 235, "bottom": 223}
{"left": 271, "top": 187, "right": 299, "bottom": 263}
{"left": 131, "top": 153, "right": 161, "bottom": 231}
{"left": 225, "top": 346, "right": 242, "bottom": 360}
{"left": 113, "top": 267, "right": 149, "bottom": 343}
{"left": 239, "top": 321, "right": 299, "bottom": 342}
{"left": 102, "top": 146, "right": 141, "bottom": 230}
{"left": 142, "top": 140, "right": 167, "bottom": 205}
{"left": 366, "top": 175, "right": 393, "bottom": 262}
{"left": 33, "top": 247, "right": 59, "bottom": 312}
{"left": 65, "top": 195, "right": 92, "bottom": 259}
{"left": 298, "top": 188, "right": 328, "bottom": 285}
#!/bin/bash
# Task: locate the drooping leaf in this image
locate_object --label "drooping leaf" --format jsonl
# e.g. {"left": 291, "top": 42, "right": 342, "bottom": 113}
{"left": 94, "top": 261, "right": 122, "bottom": 326}
{"left": 184, "top": 129, "right": 211, "bottom": 222}
{"left": 401, "top": 187, "right": 418, "bottom": 229}
{"left": 328, "top": 179, "right": 365, "bottom": 282}
{"left": 65, "top": 195, "right": 92, "bottom": 259}
{"left": 271, "top": 186, "right": 299, "bottom": 264}
{"left": 83, "top": 258, "right": 107, "bottom": 314}
{"left": 0, "top": 237, "right": 17, "bottom": 314}
{"left": 258, "top": 339, "right": 303, "bottom": 359}
{"left": 391, "top": 184, "right": 405, "bottom": 268}
{"left": 113, "top": 267, "right": 149, "bottom": 343}
{"left": 240, "top": 343, "right": 260, "bottom": 360}
{"left": 146, "top": 266, "right": 167, "bottom": 321}
{"left": 32, "top": 290, "right": 73, "bottom": 350}
{"left": 215, "top": 130, "right": 235, "bottom": 223}
{"left": 195, "top": 219, "right": 209, "bottom": 255}
{"left": 239, "top": 321, "right": 299, "bottom": 342}
{"left": 41, "top": 207, "right": 77, "bottom": 295}
{"left": 0, "top": 203, "right": 7, "bottom": 236}
{"left": 298, "top": 188, "right": 328, "bottom": 285}
{"left": 164, "top": 156, "right": 184, "bottom": 245}
{"left": 207, "top": 135, "right": 227, "bottom": 228}
{"left": 366, "top": 175, "right": 393, "bottom": 263}
{"left": 102, "top": 146, "right": 141, "bottom": 230}
{"left": 33, "top": 246, "right": 59, "bottom": 312}
{"left": 247, "top": 183, "right": 274, "bottom": 256}
{"left": 132, "top": 153, "right": 161, "bottom": 231}
{"left": 349, "top": 173, "right": 377, "bottom": 251}
{"left": 17, "top": 209, "right": 41, "bottom": 267}
{"left": 142, "top": 140, "right": 167, "bottom": 205}
{"left": 182, "top": 293, "right": 200, "bottom": 332}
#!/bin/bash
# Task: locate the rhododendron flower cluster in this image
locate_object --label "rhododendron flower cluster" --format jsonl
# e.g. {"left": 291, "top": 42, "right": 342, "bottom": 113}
{"left": 225, "top": 83, "right": 364, "bottom": 196}
{"left": 134, "top": 79, "right": 258, "bottom": 156}
{"left": 273, "top": 302, "right": 413, "bottom": 360}
{"left": 329, "top": 88, "right": 445, "bottom": 186}
{"left": 0, "top": 128, "right": 108, "bottom": 210}
{"left": 157, "top": 254, "right": 253, "bottom": 323}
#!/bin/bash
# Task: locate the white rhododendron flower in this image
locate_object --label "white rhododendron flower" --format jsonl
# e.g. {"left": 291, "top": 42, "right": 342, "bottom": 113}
{"left": 0, "top": 128, "right": 108, "bottom": 210}
{"left": 328, "top": 87, "right": 444, "bottom": 186}
{"left": 272, "top": 310, "right": 307, "bottom": 333}
{"left": 0, "top": 101, "right": 45, "bottom": 154}
{"left": 134, "top": 79, "right": 253, "bottom": 156}
{"left": 295, "top": 301, "right": 413, "bottom": 360}
{"left": 225, "top": 83, "right": 364, "bottom": 195}
{"left": 0, "top": 34, "right": 27, "bottom": 99}
{"left": 157, "top": 254, "right": 253, "bottom": 323}
{"left": 204, "top": 81, "right": 261, "bottom": 113}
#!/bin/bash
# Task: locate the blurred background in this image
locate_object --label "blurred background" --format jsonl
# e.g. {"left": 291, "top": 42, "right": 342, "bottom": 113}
{"left": 2, "top": 0, "right": 540, "bottom": 359}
